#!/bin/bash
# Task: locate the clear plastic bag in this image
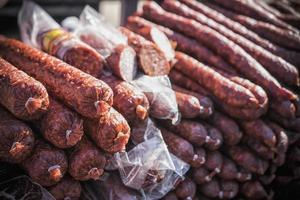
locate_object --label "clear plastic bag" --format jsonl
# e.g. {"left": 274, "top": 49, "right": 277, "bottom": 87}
{"left": 109, "top": 119, "right": 190, "bottom": 200}
{"left": 0, "top": 175, "right": 55, "bottom": 200}
{"left": 131, "top": 75, "right": 181, "bottom": 124}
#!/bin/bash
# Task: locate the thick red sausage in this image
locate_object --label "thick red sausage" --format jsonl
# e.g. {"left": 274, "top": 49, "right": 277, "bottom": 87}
{"left": 101, "top": 75, "right": 149, "bottom": 124}
{"left": 106, "top": 44, "right": 138, "bottom": 81}
{"left": 175, "top": 90, "right": 203, "bottom": 119}
{"left": 119, "top": 27, "right": 170, "bottom": 76}
{"left": 0, "top": 37, "right": 113, "bottom": 119}
{"left": 38, "top": 28, "right": 105, "bottom": 78}
{"left": 39, "top": 98, "right": 84, "bottom": 149}
{"left": 0, "top": 106, "right": 35, "bottom": 163}
{"left": 0, "top": 57, "right": 49, "bottom": 121}
{"left": 68, "top": 137, "right": 106, "bottom": 181}
{"left": 84, "top": 108, "right": 130, "bottom": 153}
{"left": 48, "top": 175, "right": 82, "bottom": 200}
{"left": 22, "top": 139, "right": 68, "bottom": 186}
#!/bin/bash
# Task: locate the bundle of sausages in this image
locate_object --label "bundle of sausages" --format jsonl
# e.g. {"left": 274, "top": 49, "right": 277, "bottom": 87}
{"left": 1, "top": 0, "right": 300, "bottom": 199}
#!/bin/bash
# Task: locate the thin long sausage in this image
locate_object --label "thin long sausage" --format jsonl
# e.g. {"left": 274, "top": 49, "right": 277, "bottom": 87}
{"left": 0, "top": 106, "right": 35, "bottom": 163}
{"left": 0, "top": 37, "right": 113, "bottom": 119}
{"left": 0, "top": 57, "right": 49, "bottom": 121}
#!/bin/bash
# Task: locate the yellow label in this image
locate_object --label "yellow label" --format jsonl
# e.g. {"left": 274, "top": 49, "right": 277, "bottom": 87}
{"left": 42, "top": 29, "right": 70, "bottom": 54}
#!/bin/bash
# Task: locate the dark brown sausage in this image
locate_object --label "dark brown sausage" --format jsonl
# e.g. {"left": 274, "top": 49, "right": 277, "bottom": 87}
{"left": 241, "top": 181, "right": 269, "bottom": 200}
{"left": 142, "top": 2, "right": 297, "bottom": 101}
{"left": 175, "top": 90, "right": 203, "bottom": 119}
{"left": 227, "top": 146, "right": 269, "bottom": 175}
{"left": 119, "top": 27, "right": 170, "bottom": 76}
{"left": 163, "top": 0, "right": 300, "bottom": 86}
{"left": 68, "top": 137, "right": 106, "bottom": 181}
{"left": 199, "top": 178, "right": 221, "bottom": 199}
{"left": 101, "top": 75, "right": 149, "bottom": 124}
{"left": 191, "top": 147, "right": 207, "bottom": 168}
{"left": 22, "top": 139, "right": 68, "bottom": 186}
{"left": 162, "top": 119, "right": 210, "bottom": 147}
{"left": 192, "top": 167, "right": 215, "bottom": 184}
{"left": 126, "top": 16, "right": 237, "bottom": 75}
{"left": 219, "top": 157, "right": 252, "bottom": 182}
{"left": 209, "top": 112, "right": 243, "bottom": 146}
{"left": 162, "top": 192, "right": 178, "bottom": 200}
{"left": 268, "top": 110, "right": 300, "bottom": 132}
{"left": 0, "top": 37, "right": 113, "bottom": 119}
{"left": 0, "top": 106, "right": 35, "bottom": 163}
{"left": 175, "top": 178, "right": 196, "bottom": 200}
{"left": 38, "top": 28, "right": 105, "bottom": 78}
{"left": 172, "top": 84, "right": 214, "bottom": 118}
{"left": 48, "top": 175, "right": 82, "bottom": 200}
{"left": 220, "top": 180, "right": 239, "bottom": 199}
{"left": 243, "top": 135, "right": 275, "bottom": 160}
{"left": 270, "top": 100, "right": 296, "bottom": 119}
{"left": 0, "top": 57, "right": 49, "bottom": 121}
{"left": 106, "top": 44, "right": 138, "bottom": 81}
{"left": 39, "top": 98, "right": 84, "bottom": 149}
{"left": 203, "top": 123, "right": 223, "bottom": 151}
{"left": 204, "top": 151, "right": 223, "bottom": 174}
{"left": 84, "top": 108, "right": 130, "bottom": 153}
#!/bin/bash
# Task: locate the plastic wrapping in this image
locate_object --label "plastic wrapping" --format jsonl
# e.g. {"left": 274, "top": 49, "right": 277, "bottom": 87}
{"left": 108, "top": 119, "right": 190, "bottom": 200}
{"left": 0, "top": 176, "right": 55, "bottom": 200}
{"left": 131, "top": 75, "right": 180, "bottom": 124}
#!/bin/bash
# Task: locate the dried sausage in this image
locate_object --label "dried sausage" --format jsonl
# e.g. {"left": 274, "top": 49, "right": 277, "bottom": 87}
{"left": 38, "top": 28, "right": 105, "bottom": 78}
{"left": 48, "top": 175, "right": 82, "bottom": 200}
{"left": 119, "top": 27, "right": 170, "bottom": 76}
{"left": 106, "top": 44, "right": 137, "bottom": 81}
{"left": 142, "top": 2, "right": 296, "bottom": 101}
{"left": 163, "top": 0, "right": 300, "bottom": 86}
{"left": 0, "top": 37, "right": 113, "bottom": 119}
{"left": 39, "top": 98, "right": 84, "bottom": 149}
{"left": 0, "top": 106, "right": 35, "bottom": 163}
{"left": 22, "top": 139, "right": 68, "bottom": 186}
{"left": 204, "top": 151, "right": 223, "bottom": 174}
{"left": 68, "top": 137, "right": 106, "bottom": 181}
{"left": 84, "top": 108, "right": 130, "bottom": 153}
{"left": 270, "top": 100, "right": 296, "bottom": 119}
{"left": 175, "top": 178, "right": 196, "bottom": 200}
{"left": 0, "top": 57, "right": 49, "bottom": 121}
{"left": 243, "top": 135, "right": 275, "bottom": 160}
{"left": 175, "top": 90, "right": 203, "bottom": 119}
{"left": 203, "top": 123, "right": 223, "bottom": 151}
{"left": 101, "top": 75, "right": 149, "bottom": 124}
{"left": 219, "top": 180, "right": 239, "bottom": 199}
{"left": 241, "top": 181, "right": 269, "bottom": 200}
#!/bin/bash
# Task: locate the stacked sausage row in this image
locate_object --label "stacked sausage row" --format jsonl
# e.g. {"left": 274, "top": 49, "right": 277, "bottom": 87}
{"left": 123, "top": 0, "right": 299, "bottom": 199}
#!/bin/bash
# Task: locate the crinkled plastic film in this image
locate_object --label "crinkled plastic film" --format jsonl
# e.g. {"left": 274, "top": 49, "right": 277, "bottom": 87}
{"left": 0, "top": 176, "right": 55, "bottom": 200}
{"left": 131, "top": 75, "right": 180, "bottom": 124}
{"left": 110, "top": 119, "right": 190, "bottom": 200}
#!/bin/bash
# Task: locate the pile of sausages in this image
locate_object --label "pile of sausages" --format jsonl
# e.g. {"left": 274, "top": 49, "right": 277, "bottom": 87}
{"left": 0, "top": 0, "right": 300, "bottom": 199}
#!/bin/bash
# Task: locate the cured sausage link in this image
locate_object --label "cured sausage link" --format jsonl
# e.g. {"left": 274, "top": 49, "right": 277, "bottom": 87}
{"left": 0, "top": 37, "right": 113, "bottom": 119}
{"left": 0, "top": 57, "right": 49, "bottom": 121}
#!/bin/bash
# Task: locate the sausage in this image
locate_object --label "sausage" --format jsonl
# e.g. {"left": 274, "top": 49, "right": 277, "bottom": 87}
{"left": 268, "top": 110, "right": 300, "bottom": 132}
{"left": 178, "top": 0, "right": 300, "bottom": 68}
{"left": 79, "top": 32, "right": 114, "bottom": 54}
{"left": 125, "top": 24, "right": 175, "bottom": 61}
{"left": 219, "top": 180, "right": 239, "bottom": 199}
{"left": 241, "top": 181, "right": 269, "bottom": 200}
{"left": 169, "top": 69, "right": 209, "bottom": 95}
{"left": 270, "top": 100, "right": 296, "bottom": 119}
{"left": 142, "top": 2, "right": 297, "bottom": 101}
{"left": 175, "top": 178, "right": 196, "bottom": 200}
{"left": 0, "top": 106, "right": 35, "bottom": 163}
{"left": 84, "top": 108, "right": 130, "bottom": 153}
{"left": 39, "top": 98, "right": 84, "bottom": 149}
{"left": 209, "top": 112, "right": 243, "bottom": 146}
{"left": 219, "top": 157, "right": 252, "bottom": 182}
{"left": 192, "top": 167, "right": 214, "bottom": 185}
{"left": 0, "top": 57, "right": 49, "bottom": 121}
{"left": 227, "top": 146, "right": 269, "bottom": 175}
{"left": 175, "top": 90, "right": 203, "bottom": 119}
{"left": 101, "top": 75, "right": 149, "bottom": 124}
{"left": 191, "top": 147, "right": 207, "bottom": 168}
{"left": 38, "top": 28, "right": 105, "bottom": 78}
{"left": 240, "top": 120, "right": 277, "bottom": 148}
{"left": 162, "top": 192, "right": 178, "bottom": 200}
{"left": 211, "top": 0, "right": 296, "bottom": 31}
{"left": 119, "top": 27, "right": 170, "bottom": 76}
{"left": 269, "top": 1, "right": 299, "bottom": 15}
{"left": 48, "top": 175, "right": 82, "bottom": 200}
{"left": 198, "top": 178, "right": 221, "bottom": 199}
{"left": 161, "top": 119, "right": 210, "bottom": 147}
{"left": 22, "top": 139, "right": 68, "bottom": 186}
{"left": 126, "top": 16, "right": 237, "bottom": 75}
{"left": 204, "top": 151, "right": 223, "bottom": 174}
{"left": 160, "top": 128, "right": 199, "bottom": 166}
{"left": 172, "top": 84, "right": 214, "bottom": 118}
{"left": 243, "top": 135, "right": 275, "bottom": 160}
{"left": 163, "top": 0, "right": 300, "bottom": 86}
{"left": 203, "top": 123, "right": 223, "bottom": 151}
{"left": 0, "top": 37, "right": 113, "bottom": 119}
{"left": 173, "top": 52, "right": 259, "bottom": 109}
{"left": 266, "top": 121, "right": 289, "bottom": 166}
{"left": 130, "top": 118, "right": 148, "bottom": 144}
{"left": 68, "top": 137, "right": 106, "bottom": 181}
{"left": 106, "top": 44, "right": 138, "bottom": 81}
